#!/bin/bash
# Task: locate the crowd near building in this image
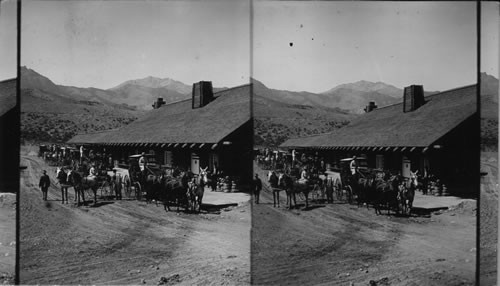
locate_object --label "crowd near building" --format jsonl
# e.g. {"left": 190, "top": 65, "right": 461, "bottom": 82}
{"left": 67, "top": 81, "right": 253, "bottom": 186}
{"left": 280, "top": 84, "right": 478, "bottom": 196}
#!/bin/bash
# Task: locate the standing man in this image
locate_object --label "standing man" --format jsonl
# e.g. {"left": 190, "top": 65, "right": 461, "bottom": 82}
{"left": 139, "top": 152, "right": 147, "bottom": 171}
{"left": 39, "top": 170, "right": 50, "bottom": 201}
{"left": 350, "top": 156, "right": 359, "bottom": 183}
{"left": 79, "top": 145, "right": 84, "bottom": 163}
{"left": 253, "top": 174, "right": 262, "bottom": 204}
{"left": 350, "top": 156, "right": 358, "bottom": 175}
{"left": 112, "top": 170, "right": 122, "bottom": 200}
{"left": 139, "top": 152, "right": 148, "bottom": 182}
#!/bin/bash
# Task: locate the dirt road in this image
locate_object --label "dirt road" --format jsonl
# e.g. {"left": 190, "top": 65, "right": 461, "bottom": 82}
{"left": 251, "top": 165, "right": 476, "bottom": 285}
{"left": 19, "top": 150, "right": 250, "bottom": 285}
{"left": 480, "top": 151, "right": 498, "bottom": 286}
{"left": 0, "top": 192, "right": 16, "bottom": 285}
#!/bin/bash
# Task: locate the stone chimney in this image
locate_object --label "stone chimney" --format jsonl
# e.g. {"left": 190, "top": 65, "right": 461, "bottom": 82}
{"left": 364, "top": 101, "right": 377, "bottom": 113}
{"left": 152, "top": 98, "right": 166, "bottom": 109}
{"left": 192, "top": 81, "right": 214, "bottom": 109}
{"left": 403, "top": 85, "right": 425, "bottom": 112}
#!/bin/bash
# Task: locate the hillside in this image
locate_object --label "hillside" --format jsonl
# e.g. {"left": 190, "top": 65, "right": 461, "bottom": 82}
{"left": 481, "top": 72, "right": 499, "bottom": 151}
{"left": 20, "top": 68, "right": 143, "bottom": 143}
{"left": 253, "top": 80, "right": 355, "bottom": 147}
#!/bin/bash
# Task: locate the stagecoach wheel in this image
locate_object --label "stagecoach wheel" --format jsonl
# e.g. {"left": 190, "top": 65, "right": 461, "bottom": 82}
{"left": 123, "top": 175, "right": 131, "bottom": 198}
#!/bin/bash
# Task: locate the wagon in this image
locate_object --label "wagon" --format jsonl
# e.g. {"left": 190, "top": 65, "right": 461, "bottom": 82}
{"left": 324, "top": 157, "right": 369, "bottom": 203}
{"left": 112, "top": 154, "right": 163, "bottom": 200}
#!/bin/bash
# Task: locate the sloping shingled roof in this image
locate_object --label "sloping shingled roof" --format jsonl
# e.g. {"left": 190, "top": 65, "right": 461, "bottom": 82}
{"left": 68, "top": 84, "right": 250, "bottom": 145}
{"left": 0, "top": 79, "right": 16, "bottom": 116}
{"left": 281, "top": 84, "right": 477, "bottom": 149}
{"left": 67, "top": 129, "right": 119, "bottom": 144}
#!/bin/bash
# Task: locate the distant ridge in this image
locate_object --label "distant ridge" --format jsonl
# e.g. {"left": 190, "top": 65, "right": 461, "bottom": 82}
{"left": 109, "top": 76, "right": 192, "bottom": 94}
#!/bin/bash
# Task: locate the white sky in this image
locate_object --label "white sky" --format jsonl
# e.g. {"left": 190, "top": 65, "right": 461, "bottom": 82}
{"left": 0, "top": 0, "right": 17, "bottom": 80}
{"left": 3, "top": 1, "right": 498, "bottom": 92}
{"left": 21, "top": 0, "right": 250, "bottom": 89}
{"left": 254, "top": 1, "right": 478, "bottom": 93}
{"left": 481, "top": 2, "right": 499, "bottom": 77}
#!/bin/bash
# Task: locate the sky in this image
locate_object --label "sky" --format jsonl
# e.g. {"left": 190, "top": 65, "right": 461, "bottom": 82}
{"left": 254, "top": 1, "right": 478, "bottom": 93}
{"left": 21, "top": 0, "right": 250, "bottom": 89}
{"left": 481, "top": 2, "right": 499, "bottom": 77}
{"left": 0, "top": 0, "right": 17, "bottom": 81}
{"left": 4, "top": 1, "right": 497, "bottom": 92}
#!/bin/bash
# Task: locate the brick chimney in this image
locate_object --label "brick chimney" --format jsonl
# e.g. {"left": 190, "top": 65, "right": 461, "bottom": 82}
{"left": 192, "top": 81, "right": 214, "bottom": 109}
{"left": 152, "top": 98, "right": 166, "bottom": 109}
{"left": 403, "top": 85, "right": 425, "bottom": 112}
{"left": 364, "top": 101, "right": 377, "bottom": 113}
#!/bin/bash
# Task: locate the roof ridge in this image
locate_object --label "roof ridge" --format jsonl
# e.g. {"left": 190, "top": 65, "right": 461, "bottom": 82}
{"left": 0, "top": 78, "right": 16, "bottom": 84}
{"left": 286, "top": 131, "right": 334, "bottom": 140}
{"left": 214, "top": 83, "right": 250, "bottom": 96}
{"left": 73, "top": 129, "right": 119, "bottom": 136}
{"left": 366, "top": 83, "right": 477, "bottom": 112}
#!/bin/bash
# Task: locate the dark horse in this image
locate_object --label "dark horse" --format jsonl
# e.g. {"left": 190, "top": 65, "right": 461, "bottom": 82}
{"left": 159, "top": 172, "right": 190, "bottom": 212}
{"left": 373, "top": 174, "right": 403, "bottom": 215}
{"left": 144, "top": 174, "right": 162, "bottom": 205}
{"left": 278, "top": 173, "right": 312, "bottom": 209}
{"left": 268, "top": 171, "right": 285, "bottom": 207}
{"left": 67, "top": 170, "right": 99, "bottom": 205}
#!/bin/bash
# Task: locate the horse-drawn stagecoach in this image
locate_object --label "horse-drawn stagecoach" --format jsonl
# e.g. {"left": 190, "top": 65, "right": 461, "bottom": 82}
{"left": 267, "top": 156, "right": 417, "bottom": 215}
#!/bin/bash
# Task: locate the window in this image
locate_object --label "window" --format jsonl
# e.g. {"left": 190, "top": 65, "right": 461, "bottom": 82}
{"left": 164, "top": 151, "right": 173, "bottom": 167}
{"left": 376, "top": 154, "right": 384, "bottom": 170}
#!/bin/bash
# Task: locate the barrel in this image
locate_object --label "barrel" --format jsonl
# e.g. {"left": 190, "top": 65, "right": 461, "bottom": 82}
{"left": 432, "top": 185, "right": 439, "bottom": 195}
{"left": 222, "top": 182, "right": 230, "bottom": 193}
{"left": 231, "top": 181, "right": 238, "bottom": 192}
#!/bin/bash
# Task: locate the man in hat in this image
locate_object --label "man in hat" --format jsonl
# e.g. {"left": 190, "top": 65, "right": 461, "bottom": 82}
{"left": 139, "top": 152, "right": 147, "bottom": 172}
{"left": 112, "top": 170, "right": 122, "bottom": 200}
{"left": 253, "top": 174, "right": 262, "bottom": 204}
{"left": 39, "top": 170, "right": 50, "bottom": 201}
{"left": 88, "top": 163, "right": 97, "bottom": 180}
{"left": 350, "top": 156, "right": 358, "bottom": 176}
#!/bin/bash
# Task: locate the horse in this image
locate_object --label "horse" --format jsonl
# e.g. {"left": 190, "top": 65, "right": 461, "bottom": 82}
{"left": 373, "top": 174, "right": 402, "bottom": 215}
{"left": 67, "top": 170, "right": 99, "bottom": 205}
{"left": 350, "top": 175, "right": 376, "bottom": 209}
{"left": 278, "top": 173, "right": 311, "bottom": 209}
{"left": 187, "top": 175, "right": 205, "bottom": 213}
{"left": 268, "top": 171, "right": 285, "bottom": 207}
{"left": 398, "top": 173, "right": 417, "bottom": 216}
{"left": 200, "top": 168, "right": 217, "bottom": 192}
{"left": 56, "top": 167, "right": 70, "bottom": 204}
{"left": 144, "top": 173, "right": 162, "bottom": 205}
{"left": 159, "top": 172, "right": 190, "bottom": 212}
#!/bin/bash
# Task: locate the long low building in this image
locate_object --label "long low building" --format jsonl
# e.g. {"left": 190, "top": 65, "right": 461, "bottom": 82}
{"left": 280, "top": 84, "right": 478, "bottom": 195}
{"left": 68, "top": 81, "right": 252, "bottom": 182}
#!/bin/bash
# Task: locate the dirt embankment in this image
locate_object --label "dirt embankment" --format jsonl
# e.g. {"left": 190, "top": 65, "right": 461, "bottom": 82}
{"left": 19, "top": 148, "right": 250, "bottom": 285}
{"left": 480, "top": 151, "right": 498, "bottom": 286}
{"left": 0, "top": 192, "right": 16, "bottom": 285}
{"left": 251, "top": 165, "right": 476, "bottom": 285}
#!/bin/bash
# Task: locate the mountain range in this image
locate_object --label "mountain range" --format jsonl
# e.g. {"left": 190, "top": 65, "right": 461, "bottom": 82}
{"left": 19, "top": 66, "right": 494, "bottom": 146}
